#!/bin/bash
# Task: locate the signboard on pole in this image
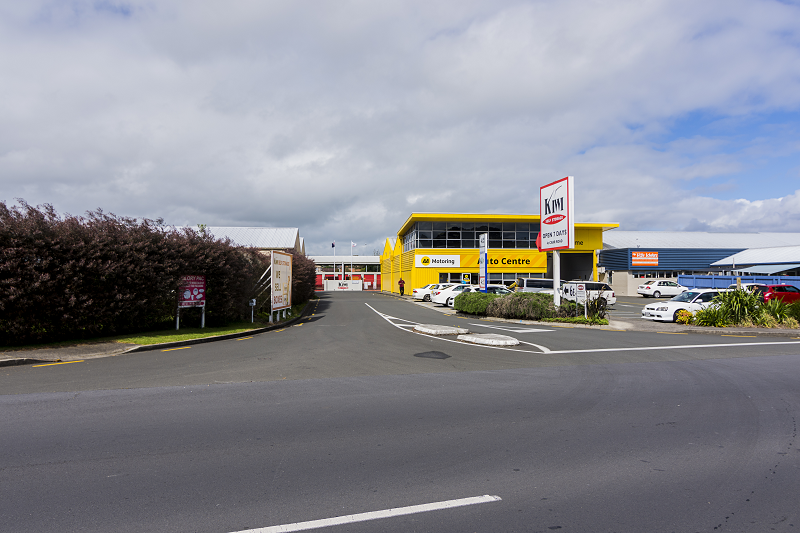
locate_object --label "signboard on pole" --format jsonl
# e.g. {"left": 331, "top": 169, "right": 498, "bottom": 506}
{"left": 539, "top": 176, "right": 575, "bottom": 251}
{"left": 178, "top": 275, "right": 206, "bottom": 308}
{"left": 271, "top": 251, "right": 293, "bottom": 312}
{"left": 479, "top": 233, "right": 488, "bottom": 292}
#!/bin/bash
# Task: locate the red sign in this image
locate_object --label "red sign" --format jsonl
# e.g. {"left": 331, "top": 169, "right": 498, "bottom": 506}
{"left": 179, "top": 275, "right": 206, "bottom": 308}
{"left": 632, "top": 251, "right": 659, "bottom": 266}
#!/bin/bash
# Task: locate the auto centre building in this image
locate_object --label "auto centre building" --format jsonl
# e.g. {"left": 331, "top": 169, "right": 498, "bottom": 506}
{"left": 381, "top": 213, "right": 618, "bottom": 294}
{"left": 598, "top": 231, "right": 800, "bottom": 296}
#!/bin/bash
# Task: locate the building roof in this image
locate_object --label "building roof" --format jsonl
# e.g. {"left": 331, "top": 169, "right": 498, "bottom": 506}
{"left": 603, "top": 231, "right": 800, "bottom": 250}
{"left": 397, "top": 213, "right": 618, "bottom": 236}
{"left": 201, "top": 227, "right": 302, "bottom": 251}
{"left": 309, "top": 255, "right": 381, "bottom": 264}
{"left": 711, "top": 245, "right": 800, "bottom": 267}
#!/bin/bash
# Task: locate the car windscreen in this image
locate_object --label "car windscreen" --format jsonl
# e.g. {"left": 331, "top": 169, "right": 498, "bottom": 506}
{"left": 671, "top": 291, "right": 699, "bottom": 302}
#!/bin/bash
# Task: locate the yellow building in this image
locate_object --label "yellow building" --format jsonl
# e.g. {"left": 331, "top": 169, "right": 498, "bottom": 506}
{"left": 381, "top": 213, "right": 618, "bottom": 294}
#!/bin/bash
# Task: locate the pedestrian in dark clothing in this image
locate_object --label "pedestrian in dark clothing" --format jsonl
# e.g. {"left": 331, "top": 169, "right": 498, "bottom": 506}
{"left": 398, "top": 278, "right": 405, "bottom": 296}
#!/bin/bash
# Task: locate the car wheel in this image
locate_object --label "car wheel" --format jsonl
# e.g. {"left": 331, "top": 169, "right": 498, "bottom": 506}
{"left": 653, "top": 291, "right": 661, "bottom": 298}
{"left": 423, "top": 294, "right": 430, "bottom": 302}
{"left": 673, "top": 310, "right": 681, "bottom": 322}
{"left": 447, "top": 297, "right": 453, "bottom": 307}
{"left": 598, "top": 297, "right": 607, "bottom": 307}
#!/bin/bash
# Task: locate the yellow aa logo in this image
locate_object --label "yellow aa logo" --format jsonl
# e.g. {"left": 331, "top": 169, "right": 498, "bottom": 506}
{"left": 421, "top": 256, "right": 431, "bottom": 265}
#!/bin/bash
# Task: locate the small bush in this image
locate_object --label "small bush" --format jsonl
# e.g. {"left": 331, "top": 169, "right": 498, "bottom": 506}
{"left": 713, "top": 289, "right": 760, "bottom": 324}
{"left": 453, "top": 292, "right": 501, "bottom": 315}
{"left": 485, "top": 292, "right": 555, "bottom": 320}
{"left": 694, "top": 306, "right": 731, "bottom": 327}
{"left": 761, "top": 298, "right": 789, "bottom": 322}
{"left": 781, "top": 316, "right": 799, "bottom": 329}
{"left": 787, "top": 301, "right": 800, "bottom": 322}
{"left": 675, "top": 309, "right": 694, "bottom": 325}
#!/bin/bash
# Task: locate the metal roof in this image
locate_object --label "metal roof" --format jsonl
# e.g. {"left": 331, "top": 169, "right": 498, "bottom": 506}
{"left": 711, "top": 245, "right": 800, "bottom": 267}
{"left": 603, "top": 231, "right": 800, "bottom": 250}
{"left": 732, "top": 264, "right": 800, "bottom": 275}
{"left": 200, "top": 227, "right": 301, "bottom": 250}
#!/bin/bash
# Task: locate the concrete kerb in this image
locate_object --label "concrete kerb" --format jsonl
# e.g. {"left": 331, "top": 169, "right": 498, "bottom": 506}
{"left": 0, "top": 300, "right": 316, "bottom": 367}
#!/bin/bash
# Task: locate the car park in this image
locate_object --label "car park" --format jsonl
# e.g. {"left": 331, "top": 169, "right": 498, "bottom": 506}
{"left": 412, "top": 283, "right": 439, "bottom": 301}
{"left": 561, "top": 281, "right": 616, "bottom": 306}
{"left": 637, "top": 280, "right": 688, "bottom": 298}
{"left": 641, "top": 288, "right": 726, "bottom": 322}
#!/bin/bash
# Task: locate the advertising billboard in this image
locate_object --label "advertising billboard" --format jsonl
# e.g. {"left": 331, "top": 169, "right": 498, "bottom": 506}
{"left": 271, "top": 251, "right": 293, "bottom": 312}
{"left": 414, "top": 255, "right": 461, "bottom": 268}
{"left": 178, "top": 275, "right": 206, "bottom": 308}
{"left": 631, "top": 251, "right": 659, "bottom": 266}
{"left": 539, "top": 176, "right": 575, "bottom": 251}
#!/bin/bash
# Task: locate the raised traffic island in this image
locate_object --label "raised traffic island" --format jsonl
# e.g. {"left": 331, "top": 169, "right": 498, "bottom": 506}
{"left": 456, "top": 333, "right": 520, "bottom": 346}
{"left": 413, "top": 324, "right": 470, "bottom": 335}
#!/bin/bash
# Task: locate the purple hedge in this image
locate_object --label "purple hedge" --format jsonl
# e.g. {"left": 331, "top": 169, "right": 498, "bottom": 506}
{"left": 0, "top": 200, "right": 314, "bottom": 345}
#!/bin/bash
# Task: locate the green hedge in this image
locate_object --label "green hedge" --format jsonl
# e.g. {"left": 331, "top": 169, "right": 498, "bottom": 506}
{"left": 453, "top": 292, "right": 501, "bottom": 314}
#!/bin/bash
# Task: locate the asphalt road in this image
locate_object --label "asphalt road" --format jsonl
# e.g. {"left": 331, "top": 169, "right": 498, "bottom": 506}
{"left": 2, "top": 292, "right": 799, "bottom": 532}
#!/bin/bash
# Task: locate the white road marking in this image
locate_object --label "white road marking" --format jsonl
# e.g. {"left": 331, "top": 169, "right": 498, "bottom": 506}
{"left": 468, "top": 323, "right": 552, "bottom": 333}
{"left": 231, "top": 495, "right": 502, "bottom": 533}
{"left": 518, "top": 340, "right": 552, "bottom": 353}
{"left": 364, "top": 303, "right": 800, "bottom": 356}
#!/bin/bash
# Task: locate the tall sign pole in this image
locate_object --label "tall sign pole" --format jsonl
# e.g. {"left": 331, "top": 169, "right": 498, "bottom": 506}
{"left": 479, "top": 233, "right": 488, "bottom": 293}
{"left": 539, "top": 176, "right": 575, "bottom": 307}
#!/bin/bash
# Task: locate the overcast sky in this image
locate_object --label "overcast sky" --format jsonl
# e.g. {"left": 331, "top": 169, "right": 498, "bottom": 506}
{"left": 2, "top": 0, "right": 800, "bottom": 255}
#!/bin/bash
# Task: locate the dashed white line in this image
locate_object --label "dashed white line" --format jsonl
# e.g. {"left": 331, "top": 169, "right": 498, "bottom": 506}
{"left": 230, "top": 495, "right": 502, "bottom": 533}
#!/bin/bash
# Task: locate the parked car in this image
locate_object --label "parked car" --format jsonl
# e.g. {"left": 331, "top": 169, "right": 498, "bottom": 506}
{"left": 445, "top": 284, "right": 512, "bottom": 307}
{"left": 412, "top": 283, "right": 438, "bottom": 301}
{"left": 418, "top": 283, "right": 454, "bottom": 302}
{"left": 515, "top": 278, "right": 561, "bottom": 293}
{"left": 561, "top": 281, "right": 616, "bottom": 306}
{"left": 637, "top": 280, "right": 688, "bottom": 298}
{"left": 760, "top": 284, "right": 800, "bottom": 304}
{"left": 432, "top": 284, "right": 475, "bottom": 306}
{"left": 641, "top": 288, "right": 726, "bottom": 322}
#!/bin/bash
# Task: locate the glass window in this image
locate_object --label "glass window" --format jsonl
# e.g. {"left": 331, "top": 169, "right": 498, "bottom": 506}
{"left": 433, "top": 230, "right": 447, "bottom": 240}
{"left": 502, "top": 231, "right": 515, "bottom": 240}
{"left": 489, "top": 273, "right": 502, "bottom": 281}
{"left": 417, "top": 231, "right": 431, "bottom": 240}
{"left": 433, "top": 240, "right": 446, "bottom": 248}
{"left": 489, "top": 240, "right": 502, "bottom": 248}
{"left": 516, "top": 231, "right": 528, "bottom": 240}
{"left": 516, "top": 241, "right": 530, "bottom": 249}
{"left": 447, "top": 222, "right": 461, "bottom": 231}
{"left": 475, "top": 224, "right": 488, "bottom": 232}
{"left": 416, "top": 221, "right": 432, "bottom": 231}
{"left": 464, "top": 240, "right": 478, "bottom": 248}
{"left": 447, "top": 240, "right": 461, "bottom": 248}
{"left": 489, "top": 231, "right": 502, "bottom": 239}
{"left": 503, "top": 241, "right": 515, "bottom": 248}
{"left": 461, "top": 222, "right": 474, "bottom": 231}
{"left": 418, "top": 240, "right": 432, "bottom": 248}
{"left": 516, "top": 223, "right": 530, "bottom": 231}
{"left": 447, "top": 231, "right": 460, "bottom": 239}
{"left": 488, "top": 222, "right": 502, "bottom": 231}
{"left": 461, "top": 230, "right": 475, "bottom": 240}
{"left": 432, "top": 222, "right": 446, "bottom": 231}
{"left": 502, "top": 222, "right": 516, "bottom": 231}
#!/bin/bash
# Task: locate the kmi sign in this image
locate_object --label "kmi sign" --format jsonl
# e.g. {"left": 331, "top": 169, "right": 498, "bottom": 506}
{"left": 539, "top": 176, "right": 574, "bottom": 251}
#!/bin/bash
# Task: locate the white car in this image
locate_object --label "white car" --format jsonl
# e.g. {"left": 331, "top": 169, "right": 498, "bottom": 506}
{"left": 561, "top": 281, "right": 616, "bottom": 306}
{"left": 412, "top": 283, "right": 438, "bottom": 301}
{"left": 637, "top": 280, "right": 688, "bottom": 298}
{"left": 641, "top": 288, "right": 727, "bottom": 322}
{"left": 431, "top": 284, "right": 476, "bottom": 306}
{"left": 445, "top": 284, "right": 512, "bottom": 307}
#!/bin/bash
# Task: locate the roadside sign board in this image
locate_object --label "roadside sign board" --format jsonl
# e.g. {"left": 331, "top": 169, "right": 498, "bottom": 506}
{"left": 271, "top": 251, "right": 293, "bottom": 312}
{"left": 539, "top": 176, "right": 575, "bottom": 251}
{"left": 479, "top": 233, "right": 488, "bottom": 291}
{"left": 576, "top": 283, "right": 586, "bottom": 302}
{"left": 178, "top": 275, "right": 206, "bottom": 308}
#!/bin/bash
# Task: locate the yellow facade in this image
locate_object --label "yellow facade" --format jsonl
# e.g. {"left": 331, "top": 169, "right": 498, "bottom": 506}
{"left": 380, "top": 213, "right": 618, "bottom": 294}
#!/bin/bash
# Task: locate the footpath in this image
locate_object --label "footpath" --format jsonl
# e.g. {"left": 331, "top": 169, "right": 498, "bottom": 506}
{"left": 0, "top": 303, "right": 314, "bottom": 368}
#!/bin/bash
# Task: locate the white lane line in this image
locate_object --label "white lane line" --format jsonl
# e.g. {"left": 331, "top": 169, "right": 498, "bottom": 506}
{"left": 468, "top": 323, "right": 553, "bottom": 333}
{"left": 518, "top": 340, "right": 552, "bottom": 353}
{"left": 364, "top": 303, "right": 800, "bottom": 356}
{"left": 231, "top": 495, "right": 502, "bottom": 533}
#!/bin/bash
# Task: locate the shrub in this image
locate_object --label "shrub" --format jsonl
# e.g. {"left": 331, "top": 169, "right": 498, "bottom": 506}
{"left": 485, "top": 292, "right": 554, "bottom": 320}
{"left": 781, "top": 317, "right": 799, "bottom": 329}
{"left": 761, "top": 298, "right": 789, "bottom": 323}
{"left": 694, "top": 306, "right": 731, "bottom": 327}
{"left": 675, "top": 309, "right": 694, "bottom": 325}
{"left": 713, "top": 289, "right": 760, "bottom": 325}
{"left": 787, "top": 301, "right": 800, "bottom": 323}
{"left": 453, "top": 292, "right": 501, "bottom": 315}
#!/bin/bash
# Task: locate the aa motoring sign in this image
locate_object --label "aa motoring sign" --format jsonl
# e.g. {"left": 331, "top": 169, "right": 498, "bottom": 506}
{"left": 271, "top": 251, "right": 293, "bottom": 312}
{"left": 539, "top": 176, "right": 575, "bottom": 251}
{"left": 415, "top": 255, "right": 461, "bottom": 268}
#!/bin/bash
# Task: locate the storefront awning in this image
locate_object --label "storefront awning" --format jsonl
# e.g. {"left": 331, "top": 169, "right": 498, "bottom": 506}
{"left": 733, "top": 264, "right": 800, "bottom": 275}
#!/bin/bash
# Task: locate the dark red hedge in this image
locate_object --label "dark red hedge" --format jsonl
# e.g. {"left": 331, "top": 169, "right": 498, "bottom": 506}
{"left": 0, "top": 200, "right": 314, "bottom": 345}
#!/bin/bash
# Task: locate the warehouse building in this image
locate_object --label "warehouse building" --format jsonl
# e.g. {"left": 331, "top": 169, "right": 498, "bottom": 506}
{"left": 380, "top": 213, "right": 618, "bottom": 294}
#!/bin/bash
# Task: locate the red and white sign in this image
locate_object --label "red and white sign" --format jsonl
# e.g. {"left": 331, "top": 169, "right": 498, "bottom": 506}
{"left": 271, "top": 251, "right": 293, "bottom": 311}
{"left": 539, "top": 176, "right": 575, "bottom": 251}
{"left": 632, "top": 251, "right": 659, "bottom": 266}
{"left": 178, "top": 275, "right": 206, "bottom": 308}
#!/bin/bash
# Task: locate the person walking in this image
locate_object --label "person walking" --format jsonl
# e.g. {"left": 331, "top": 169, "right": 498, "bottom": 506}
{"left": 398, "top": 278, "right": 405, "bottom": 296}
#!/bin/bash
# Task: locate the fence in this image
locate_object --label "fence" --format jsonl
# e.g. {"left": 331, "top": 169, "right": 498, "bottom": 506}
{"left": 678, "top": 275, "right": 800, "bottom": 290}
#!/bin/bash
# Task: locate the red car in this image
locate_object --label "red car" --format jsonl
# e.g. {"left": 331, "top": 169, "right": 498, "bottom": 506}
{"left": 753, "top": 284, "right": 800, "bottom": 304}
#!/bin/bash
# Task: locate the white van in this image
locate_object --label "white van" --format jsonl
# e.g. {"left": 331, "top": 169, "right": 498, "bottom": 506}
{"left": 561, "top": 281, "right": 616, "bottom": 306}
{"left": 516, "top": 278, "right": 561, "bottom": 293}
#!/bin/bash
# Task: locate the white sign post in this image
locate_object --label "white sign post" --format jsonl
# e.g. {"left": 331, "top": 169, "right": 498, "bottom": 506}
{"left": 576, "top": 283, "right": 587, "bottom": 318}
{"left": 479, "top": 233, "right": 488, "bottom": 292}
{"left": 540, "top": 176, "right": 575, "bottom": 307}
{"left": 270, "top": 251, "right": 292, "bottom": 322}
